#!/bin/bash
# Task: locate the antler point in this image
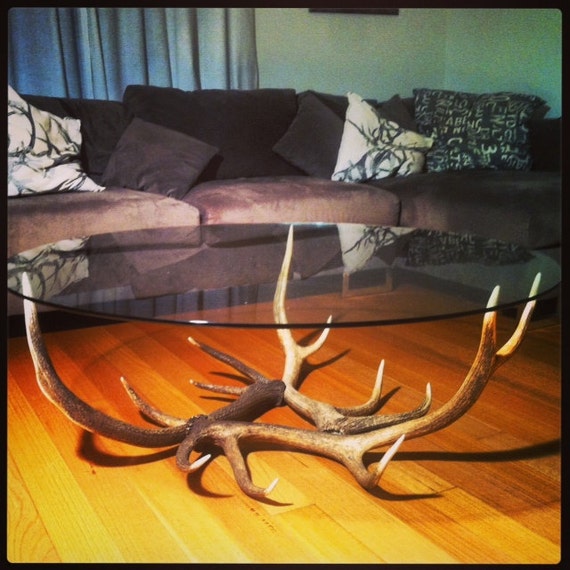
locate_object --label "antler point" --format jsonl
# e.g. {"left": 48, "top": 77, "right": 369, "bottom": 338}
{"left": 189, "top": 453, "right": 212, "bottom": 472}
{"left": 187, "top": 336, "right": 199, "bottom": 346}
{"left": 264, "top": 477, "right": 280, "bottom": 496}
{"left": 487, "top": 285, "right": 501, "bottom": 309}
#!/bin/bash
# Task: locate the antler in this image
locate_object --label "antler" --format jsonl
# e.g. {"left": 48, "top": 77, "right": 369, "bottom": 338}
{"left": 21, "top": 272, "right": 285, "bottom": 450}
{"left": 184, "top": 226, "right": 540, "bottom": 497}
{"left": 177, "top": 273, "right": 540, "bottom": 498}
{"left": 274, "top": 226, "right": 432, "bottom": 434}
{"left": 190, "top": 226, "right": 431, "bottom": 434}
{"left": 21, "top": 272, "right": 187, "bottom": 448}
{"left": 177, "top": 419, "right": 407, "bottom": 498}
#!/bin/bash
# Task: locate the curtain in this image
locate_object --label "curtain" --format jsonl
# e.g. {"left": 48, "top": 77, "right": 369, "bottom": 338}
{"left": 8, "top": 7, "right": 259, "bottom": 100}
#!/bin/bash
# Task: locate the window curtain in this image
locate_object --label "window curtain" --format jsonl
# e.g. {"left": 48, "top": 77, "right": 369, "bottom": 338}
{"left": 8, "top": 7, "right": 259, "bottom": 100}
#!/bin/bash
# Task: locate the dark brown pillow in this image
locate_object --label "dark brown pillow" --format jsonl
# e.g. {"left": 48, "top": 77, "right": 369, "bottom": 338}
{"left": 123, "top": 85, "right": 302, "bottom": 180}
{"left": 272, "top": 91, "right": 345, "bottom": 178}
{"left": 102, "top": 118, "right": 218, "bottom": 199}
{"left": 375, "top": 94, "right": 418, "bottom": 132}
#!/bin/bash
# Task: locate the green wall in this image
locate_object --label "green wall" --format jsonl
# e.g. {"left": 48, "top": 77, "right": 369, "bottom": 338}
{"left": 256, "top": 8, "right": 561, "bottom": 117}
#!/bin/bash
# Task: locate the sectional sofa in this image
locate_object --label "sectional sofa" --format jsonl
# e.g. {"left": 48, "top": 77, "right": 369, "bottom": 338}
{"left": 7, "top": 85, "right": 561, "bottom": 317}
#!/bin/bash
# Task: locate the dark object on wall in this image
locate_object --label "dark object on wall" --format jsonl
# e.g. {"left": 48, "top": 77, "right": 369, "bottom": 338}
{"left": 309, "top": 9, "right": 399, "bottom": 15}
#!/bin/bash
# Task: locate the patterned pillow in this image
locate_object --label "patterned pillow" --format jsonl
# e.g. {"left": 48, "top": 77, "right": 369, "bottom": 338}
{"left": 8, "top": 86, "right": 104, "bottom": 196}
{"left": 7, "top": 238, "right": 89, "bottom": 298}
{"left": 332, "top": 93, "right": 433, "bottom": 183}
{"left": 414, "top": 88, "right": 546, "bottom": 172}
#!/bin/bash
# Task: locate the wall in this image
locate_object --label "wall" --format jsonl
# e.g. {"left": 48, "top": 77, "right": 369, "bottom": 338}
{"left": 255, "top": 8, "right": 561, "bottom": 117}
{"left": 443, "top": 9, "right": 561, "bottom": 116}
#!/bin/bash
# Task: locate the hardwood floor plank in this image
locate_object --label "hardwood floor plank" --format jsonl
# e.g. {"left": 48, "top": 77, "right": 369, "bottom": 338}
{"left": 271, "top": 504, "right": 385, "bottom": 563}
{"left": 8, "top": 379, "right": 125, "bottom": 562}
{"left": 7, "top": 452, "right": 60, "bottom": 563}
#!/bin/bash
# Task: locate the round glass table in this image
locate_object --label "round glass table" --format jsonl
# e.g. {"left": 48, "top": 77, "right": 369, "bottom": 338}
{"left": 7, "top": 223, "right": 561, "bottom": 499}
{"left": 7, "top": 223, "right": 560, "bottom": 328}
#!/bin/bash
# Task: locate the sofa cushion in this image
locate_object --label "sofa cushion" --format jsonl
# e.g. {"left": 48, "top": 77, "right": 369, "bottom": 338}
{"left": 333, "top": 93, "right": 433, "bottom": 183}
{"left": 7, "top": 187, "right": 201, "bottom": 258}
{"left": 371, "top": 170, "right": 561, "bottom": 249}
{"left": 123, "top": 85, "right": 303, "bottom": 180}
{"left": 273, "top": 91, "right": 345, "bottom": 178}
{"left": 414, "top": 88, "right": 546, "bottom": 172}
{"left": 184, "top": 176, "right": 400, "bottom": 226}
{"left": 102, "top": 118, "right": 218, "bottom": 199}
{"left": 20, "top": 93, "right": 130, "bottom": 183}
{"left": 8, "top": 86, "right": 104, "bottom": 196}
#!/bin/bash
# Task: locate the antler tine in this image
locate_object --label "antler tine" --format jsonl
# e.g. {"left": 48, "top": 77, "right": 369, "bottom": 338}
{"left": 21, "top": 272, "right": 187, "bottom": 448}
{"left": 187, "top": 335, "right": 270, "bottom": 386}
{"left": 119, "top": 376, "right": 187, "bottom": 427}
{"left": 334, "top": 359, "right": 387, "bottom": 416}
{"left": 333, "top": 359, "right": 431, "bottom": 421}
{"left": 274, "top": 225, "right": 332, "bottom": 387}
{"left": 495, "top": 272, "right": 541, "bottom": 359}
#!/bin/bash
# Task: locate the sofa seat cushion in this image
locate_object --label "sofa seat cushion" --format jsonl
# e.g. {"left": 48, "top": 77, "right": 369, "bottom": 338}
{"left": 7, "top": 187, "right": 200, "bottom": 257}
{"left": 371, "top": 170, "right": 561, "bottom": 249}
{"left": 184, "top": 176, "right": 400, "bottom": 226}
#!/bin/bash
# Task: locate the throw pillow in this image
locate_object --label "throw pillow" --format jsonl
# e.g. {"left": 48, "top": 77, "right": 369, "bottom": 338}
{"left": 8, "top": 238, "right": 89, "bottom": 298}
{"left": 272, "top": 91, "right": 345, "bottom": 178}
{"left": 123, "top": 85, "right": 301, "bottom": 179}
{"left": 414, "top": 88, "right": 547, "bottom": 172}
{"left": 102, "top": 118, "right": 219, "bottom": 199}
{"left": 8, "top": 86, "right": 104, "bottom": 197}
{"left": 375, "top": 94, "right": 418, "bottom": 132}
{"left": 332, "top": 92, "right": 433, "bottom": 183}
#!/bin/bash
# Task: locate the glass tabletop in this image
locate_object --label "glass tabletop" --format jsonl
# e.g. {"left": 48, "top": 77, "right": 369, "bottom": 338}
{"left": 7, "top": 223, "right": 560, "bottom": 328}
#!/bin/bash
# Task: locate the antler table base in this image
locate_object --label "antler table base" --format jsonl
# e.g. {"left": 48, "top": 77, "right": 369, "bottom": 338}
{"left": 21, "top": 226, "right": 540, "bottom": 500}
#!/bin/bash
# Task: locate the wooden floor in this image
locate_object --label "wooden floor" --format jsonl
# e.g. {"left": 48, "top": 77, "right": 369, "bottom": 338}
{"left": 7, "top": 311, "right": 561, "bottom": 563}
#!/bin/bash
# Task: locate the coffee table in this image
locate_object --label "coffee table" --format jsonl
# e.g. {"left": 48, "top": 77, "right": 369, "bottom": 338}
{"left": 7, "top": 223, "right": 560, "bottom": 499}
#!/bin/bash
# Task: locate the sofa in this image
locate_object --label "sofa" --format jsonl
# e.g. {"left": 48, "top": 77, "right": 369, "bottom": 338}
{"left": 7, "top": 85, "right": 561, "bottom": 318}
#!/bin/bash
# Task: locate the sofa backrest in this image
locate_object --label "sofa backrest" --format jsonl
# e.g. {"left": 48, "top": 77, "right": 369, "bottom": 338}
{"left": 22, "top": 88, "right": 560, "bottom": 185}
{"left": 123, "top": 85, "right": 304, "bottom": 181}
{"left": 528, "top": 117, "right": 560, "bottom": 171}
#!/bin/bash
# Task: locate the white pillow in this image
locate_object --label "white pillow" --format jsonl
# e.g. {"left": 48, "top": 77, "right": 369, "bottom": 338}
{"left": 332, "top": 92, "right": 433, "bottom": 183}
{"left": 8, "top": 86, "right": 104, "bottom": 196}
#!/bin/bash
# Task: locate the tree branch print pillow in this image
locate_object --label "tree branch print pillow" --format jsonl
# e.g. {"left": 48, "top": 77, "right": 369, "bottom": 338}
{"left": 332, "top": 92, "right": 433, "bottom": 183}
{"left": 8, "top": 86, "right": 104, "bottom": 196}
